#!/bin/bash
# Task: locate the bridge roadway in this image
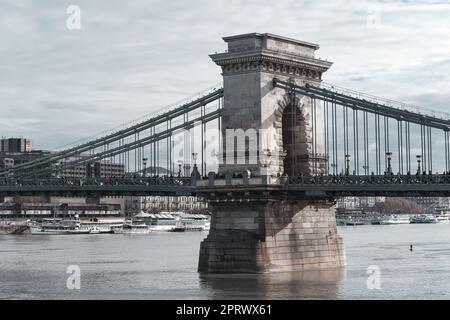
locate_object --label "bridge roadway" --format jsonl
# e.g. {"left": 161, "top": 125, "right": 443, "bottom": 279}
{"left": 2, "top": 174, "right": 450, "bottom": 197}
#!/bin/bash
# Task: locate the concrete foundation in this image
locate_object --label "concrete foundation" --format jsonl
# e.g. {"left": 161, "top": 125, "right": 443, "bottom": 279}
{"left": 198, "top": 200, "right": 346, "bottom": 273}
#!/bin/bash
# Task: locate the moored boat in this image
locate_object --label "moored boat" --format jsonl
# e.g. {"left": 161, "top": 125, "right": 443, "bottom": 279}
{"left": 379, "top": 214, "right": 410, "bottom": 225}
{"left": 122, "top": 220, "right": 151, "bottom": 235}
{"left": 79, "top": 220, "right": 123, "bottom": 234}
{"left": 336, "top": 216, "right": 365, "bottom": 226}
{"left": 29, "top": 218, "right": 89, "bottom": 235}
{"left": 435, "top": 215, "right": 450, "bottom": 223}
{"left": 410, "top": 215, "right": 439, "bottom": 224}
{"left": 29, "top": 215, "right": 124, "bottom": 235}
{"left": 131, "top": 211, "right": 210, "bottom": 232}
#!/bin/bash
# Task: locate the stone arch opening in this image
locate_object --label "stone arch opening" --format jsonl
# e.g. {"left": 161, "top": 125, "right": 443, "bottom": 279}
{"left": 275, "top": 93, "right": 328, "bottom": 176}
{"left": 281, "top": 102, "right": 305, "bottom": 176}
{"left": 280, "top": 94, "right": 310, "bottom": 176}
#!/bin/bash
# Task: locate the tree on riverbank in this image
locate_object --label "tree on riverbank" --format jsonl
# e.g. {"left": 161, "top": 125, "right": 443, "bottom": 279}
{"left": 372, "top": 198, "right": 425, "bottom": 214}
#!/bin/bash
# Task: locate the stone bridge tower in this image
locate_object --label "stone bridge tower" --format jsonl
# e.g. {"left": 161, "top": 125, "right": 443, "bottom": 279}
{"left": 198, "top": 33, "right": 346, "bottom": 273}
{"left": 211, "top": 33, "right": 330, "bottom": 177}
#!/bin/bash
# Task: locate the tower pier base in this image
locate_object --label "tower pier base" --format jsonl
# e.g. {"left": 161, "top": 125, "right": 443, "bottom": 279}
{"left": 198, "top": 200, "right": 346, "bottom": 273}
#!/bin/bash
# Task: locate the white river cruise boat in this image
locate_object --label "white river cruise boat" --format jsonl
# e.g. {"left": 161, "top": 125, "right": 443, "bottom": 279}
{"left": 131, "top": 212, "right": 210, "bottom": 232}
{"left": 29, "top": 218, "right": 89, "bottom": 235}
{"left": 379, "top": 215, "right": 411, "bottom": 225}
{"left": 410, "top": 215, "right": 439, "bottom": 224}
{"left": 30, "top": 216, "right": 124, "bottom": 235}
{"left": 79, "top": 219, "right": 124, "bottom": 234}
{"left": 122, "top": 220, "right": 151, "bottom": 235}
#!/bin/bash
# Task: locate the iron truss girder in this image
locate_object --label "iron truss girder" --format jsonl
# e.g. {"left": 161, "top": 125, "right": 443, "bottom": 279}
{"left": 20, "top": 109, "right": 222, "bottom": 178}
{"left": 1, "top": 88, "right": 224, "bottom": 176}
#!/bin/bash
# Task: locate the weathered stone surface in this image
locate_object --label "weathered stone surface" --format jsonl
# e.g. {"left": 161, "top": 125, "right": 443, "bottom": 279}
{"left": 198, "top": 200, "right": 346, "bottom": 273}
{"left": 198, "top": 33, "right": 345, "bottom": 273}
{"left": 211, "top": 33, "right": 332, "bottom": 177}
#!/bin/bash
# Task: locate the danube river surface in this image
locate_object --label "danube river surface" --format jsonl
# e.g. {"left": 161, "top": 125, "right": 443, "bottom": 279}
{"left": 2, "top": 223, "right": 450, "bottom": 299}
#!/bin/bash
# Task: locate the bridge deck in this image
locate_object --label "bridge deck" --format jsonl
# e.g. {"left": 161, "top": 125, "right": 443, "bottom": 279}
{"left": 1, "top": 174, "right": 450, "bottom": 197}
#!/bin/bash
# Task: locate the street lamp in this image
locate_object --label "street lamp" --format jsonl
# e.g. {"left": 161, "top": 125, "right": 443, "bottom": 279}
{"left": 142, "top": 157, "right": 148, "bottom": 177}
{"left": 416, "top": 155, "right": 422, "bottom": 174}
{"left": 192, "top": 152, "right": 198, "bottom": 174}
{"left": 191, "top": 152, "right": 200, "bottom": 178}
{"left": 178, "top": 160, "right": 183, "bottom": 177}
{"left": 345, "top": 154, "right": 351, "bottom": 176}
{"left": 385, "top": 152, "right": 392, "bottom": 175}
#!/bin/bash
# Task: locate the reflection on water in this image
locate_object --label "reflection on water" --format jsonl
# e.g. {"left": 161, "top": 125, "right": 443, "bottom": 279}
{"left": 200, "top": 269, "right": 346, "bottom": 299}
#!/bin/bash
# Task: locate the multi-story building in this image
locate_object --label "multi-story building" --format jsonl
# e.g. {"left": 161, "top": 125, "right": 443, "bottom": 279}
{"left": 61, "top": 158, "right": 125, "bottom": 179}
{"left": 124, "top": 195, "right": 208, "bottom": 215}
{"left": 0, "top": 138, "right": 32, "bottom": 153}
{"left": 0, "top": 138, "right": 126, "bottom": 217}
{"left": 0, "top": 196, "right": 123, "bottom": 217}
{"left": 0, "top": 150, "right": 52, "bottom": 170}
{"left": 337, "top": 197, "right": 386, "bottom": 209}
{"left": 0, "top": 138, "right": 125, "bottom": 178}
{"left": 92, "top": 160, "right": 125, "bottom": 178}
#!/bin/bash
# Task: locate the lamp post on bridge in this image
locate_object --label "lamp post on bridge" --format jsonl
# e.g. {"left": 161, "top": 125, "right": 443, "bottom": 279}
{"left": 142, "top": 157, "right": 148, "bottom": 177}
{"left": 191, "top": 152, "right": 200, "bottom": 179}
{"left": 385, "top": 152, "right": 392, "bottom": 175}
{"left": 416, "top": 155, "right": 422, "bottom": 175}
{"left": 178, "top": 160, "right": 183, "bottom": 177}
{"left": 192, "top": 152, "right": 198, "bottom": 167}
{"left": 345, "top": 154, "right": 351, "bottom": 176}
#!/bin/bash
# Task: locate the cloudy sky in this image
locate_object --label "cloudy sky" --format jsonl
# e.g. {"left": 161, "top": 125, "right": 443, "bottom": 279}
{"left": 0, "top": 0, "right": 449, "bottom": 150}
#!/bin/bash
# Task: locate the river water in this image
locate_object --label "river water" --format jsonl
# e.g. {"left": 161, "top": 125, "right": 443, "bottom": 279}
{"left": 1, "top": 223, "right": 450, "bottom": 299}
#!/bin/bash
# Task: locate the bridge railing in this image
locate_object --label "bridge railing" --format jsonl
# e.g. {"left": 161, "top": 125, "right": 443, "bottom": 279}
{"left": 0, "top": 176, "right": 193, "bottom": 187}
{"left": 195, "top": 173, "right": 450, "bottom": 188}
{"left": 3, "top": 173, "right": 450, "bottom": 193}
{"left": 286, "top": 174, "right": 450, "bottom": 186}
